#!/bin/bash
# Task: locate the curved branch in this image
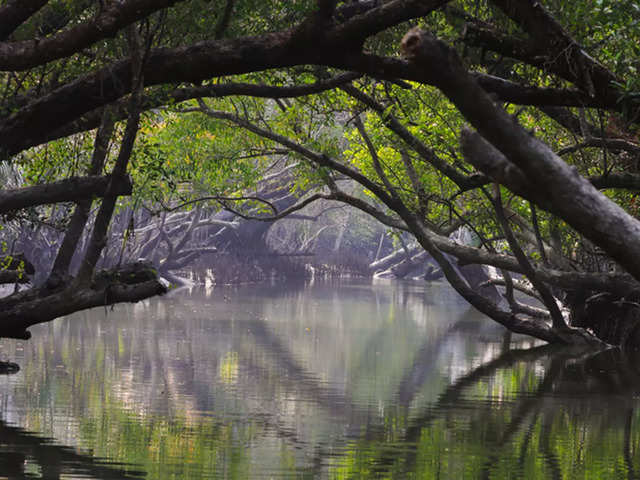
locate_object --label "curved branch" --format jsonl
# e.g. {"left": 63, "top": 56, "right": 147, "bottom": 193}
{"left": 491, "top": 185, "right": 567, "bottom": 329}
{"left": 0, "top": 0, "right": 185, "bottom": 71}
{"left": 157, "top": 194, "right": 277, "bottom": 215}
{"left": 38, "top": 75, "right": 357, "bottom": 148}
{"left": 328, "top": 0, "right": 449, "bottom": 47}
{"left": 0, "top": 0, "right": 446, "bottom": 156}
{"left": 219, "top": 193, "right": 330, "bottom": 222}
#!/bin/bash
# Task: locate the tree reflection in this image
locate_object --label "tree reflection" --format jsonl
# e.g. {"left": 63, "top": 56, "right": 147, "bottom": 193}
{"left": 3, "top": 284, "right": 640, "bottom": 478}
{"left": 0, "top": 360, "right": 19, "bottom": 374}
{"left": 0, "top": 421, "right": 143, "bottom": 479}
{"left": 339, "top": 346, "right": 640, "bottom": 479}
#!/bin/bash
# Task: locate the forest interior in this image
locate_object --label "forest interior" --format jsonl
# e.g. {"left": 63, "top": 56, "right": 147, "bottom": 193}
{"left": 1, "top": 0, "right": 640, "bottom": 348}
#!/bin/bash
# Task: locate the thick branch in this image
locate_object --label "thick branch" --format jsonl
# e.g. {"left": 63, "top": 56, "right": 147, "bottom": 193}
{"left": 472, "top": 73, "right": 609, "bottom": 108}
{"left": 400, "top": 29, "right": 640, "bottom": 282}
{"left": 0, "top": 0, "right": 447, "bottom": 157}
{"left": 0, "top": 0, "right": 49, "bottom": 41}
{"left": 480, "top": 0, "right": 619, "bottom": 101}
{"left": 0, "top": 174, "right": 132, "bottom": 214}
{"left": 328, "top": 0, "right": 450, "bottom": 47}
{"left": 0, "top": 263, "right": 167, "bottom": 339}
{"left": 540, "top": 106, "right": 600, "bottom": 137}
{"left": 588, "top": 173, "right": 640, "bottom": 191}
{"left": 0, "top": 0, "right": 185, "bottom": 71}
{"left": 39, "top": 73, "right": 361, "bottom": 148}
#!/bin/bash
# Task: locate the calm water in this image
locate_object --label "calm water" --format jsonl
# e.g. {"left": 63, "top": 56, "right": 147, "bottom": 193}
{"left": 0, "top": 278, "right": 640, "bottom": 479}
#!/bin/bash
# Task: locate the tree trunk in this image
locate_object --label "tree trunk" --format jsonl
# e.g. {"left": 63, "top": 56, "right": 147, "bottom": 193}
{"left": 569, "top": 292, "right": 640, "bottom": 349}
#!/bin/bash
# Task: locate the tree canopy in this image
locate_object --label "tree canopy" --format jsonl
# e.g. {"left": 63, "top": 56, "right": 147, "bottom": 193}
{"left": 1, "top": 0, "right": 640, "bottom": 346}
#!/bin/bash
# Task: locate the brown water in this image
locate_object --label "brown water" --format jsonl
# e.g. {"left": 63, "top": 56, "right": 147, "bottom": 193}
{"left": 0, "top": 278, "right": 639, "bottom": 479}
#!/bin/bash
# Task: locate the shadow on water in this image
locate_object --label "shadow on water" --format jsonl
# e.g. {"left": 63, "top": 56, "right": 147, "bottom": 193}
{"left": 0, "top": 421, "right": 144, "bottom": 479}
{"left": 2, "top": 280, "right": 640, "bottom": 478}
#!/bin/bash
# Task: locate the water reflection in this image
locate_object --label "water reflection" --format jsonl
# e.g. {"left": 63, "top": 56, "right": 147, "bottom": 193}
{"left": 0, "top": 279, "right": 638, "bottom": 478}
{"left": 0, "top": 421, "right": 144, "bottom": 479}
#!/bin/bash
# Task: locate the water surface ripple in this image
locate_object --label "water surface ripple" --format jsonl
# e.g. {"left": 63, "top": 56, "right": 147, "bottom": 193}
{"left": 0, "top": 279, "right": 638, "bottom": 479}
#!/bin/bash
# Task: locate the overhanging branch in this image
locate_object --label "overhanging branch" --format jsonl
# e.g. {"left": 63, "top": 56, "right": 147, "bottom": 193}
{"left": 0, "top": 175, "right": 132, "bottom": 214}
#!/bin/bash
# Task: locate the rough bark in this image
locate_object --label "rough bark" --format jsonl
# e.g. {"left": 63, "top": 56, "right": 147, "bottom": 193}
{"left": 487, "top": 0, "right": 618, "bottom": 101}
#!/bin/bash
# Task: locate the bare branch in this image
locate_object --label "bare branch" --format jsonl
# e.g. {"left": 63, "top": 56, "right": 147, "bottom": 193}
{"left": 354, "top": 115, "right": 400, "bottom": 198}
{"left": 491, "top": 184, "right": 567, "bottom": 329}
{"left": 557, "top": 137, "right": 640, "bottom": 158}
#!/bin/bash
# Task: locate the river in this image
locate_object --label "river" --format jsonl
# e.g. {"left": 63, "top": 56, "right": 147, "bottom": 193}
{"left": 0, "top": 278, "right": 638, "bottom": 479}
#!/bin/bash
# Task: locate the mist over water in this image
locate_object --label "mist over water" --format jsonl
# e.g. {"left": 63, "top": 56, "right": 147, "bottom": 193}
{"left": 0, "top": 279, "right": 638, "bottom": 479}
